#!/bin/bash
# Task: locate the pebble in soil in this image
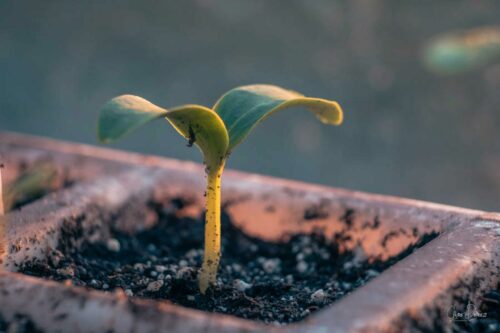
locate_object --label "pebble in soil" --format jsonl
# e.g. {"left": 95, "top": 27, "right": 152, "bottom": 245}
{"left": 21, "top": 209, "right": 437, "bottom": 324}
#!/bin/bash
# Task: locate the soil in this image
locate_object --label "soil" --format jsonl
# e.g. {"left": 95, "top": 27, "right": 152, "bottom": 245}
{"left": 402, "top": 285, "right": 500, "bottom": 333}
{"left": 21, "top": 206, "right": 438, "bottom": 325}
{"left": 450, "top": 285, "right": 500, "bottom": 333}
{"left": 0, "top": 313, "right": 43, "bottom": 333}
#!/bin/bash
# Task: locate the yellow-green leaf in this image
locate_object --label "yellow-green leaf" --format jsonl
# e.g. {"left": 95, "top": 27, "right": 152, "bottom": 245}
{"left": 97, "top": 95, "right": 229, "bottom": 172}
{"left": 166, "top": 105, "right": 229, "bottom": 171}
{"left": 213, "top": 84, "right": 343, "bottom": 151}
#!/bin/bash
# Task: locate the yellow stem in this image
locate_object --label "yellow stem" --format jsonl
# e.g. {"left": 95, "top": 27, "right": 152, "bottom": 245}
{"left": 199, "top": 162, "right": 225, "bottom": 294}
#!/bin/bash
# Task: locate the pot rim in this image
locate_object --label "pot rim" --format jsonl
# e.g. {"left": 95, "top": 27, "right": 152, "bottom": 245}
{"left": 0, "top": 131, "right": 498, "bottom": 333}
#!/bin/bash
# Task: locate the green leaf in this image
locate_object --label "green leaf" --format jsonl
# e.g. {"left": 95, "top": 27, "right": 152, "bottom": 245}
{"left": 213, "top": 84, "right": 343, "bottom": 151}
{"left": 423, "top": 27, "right": 500, "bottom": 75}
{"left": 98, "top": 95, "right": 229, "bottom": 171}
{"left": 98, "top": 95, "right": 169, "bottom": 143}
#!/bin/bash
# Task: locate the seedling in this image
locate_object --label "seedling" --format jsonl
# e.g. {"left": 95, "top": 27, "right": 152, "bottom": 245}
{"left": 0, "top": 165, "right": 4, "bottom": 216}
{"left": 0, "top": 162, "right": 58, "bottom": 265}
{"left": 0, "top": 165, "right": 5, "bottom": 263}
{"left": 3, "top": 163, "right": 58, "bottom": 211}
{"left": 98, "top": 84, "right": 343, "bottom": 293}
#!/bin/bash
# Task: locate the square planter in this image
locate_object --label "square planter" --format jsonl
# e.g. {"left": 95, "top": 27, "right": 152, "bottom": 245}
{"left": 0, "top": 131, "right": 498, "bottom": 333}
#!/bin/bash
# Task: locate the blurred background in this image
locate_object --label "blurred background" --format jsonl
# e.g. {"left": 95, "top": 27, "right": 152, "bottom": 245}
{"left": 1, "top": 0, "right": 500, "bottom": 211}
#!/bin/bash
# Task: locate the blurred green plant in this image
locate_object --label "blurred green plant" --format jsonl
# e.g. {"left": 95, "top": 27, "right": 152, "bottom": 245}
{"left": 423, "top": 26, "right": 500, "bottom": 75}
{"left": 0, "top": 162, "right": 59, "bottom": 266}
{"left": 3, "top": 163, "right": 58, "bottom": 211}
{"left": 98, "top": 84, "right": 343, "bottom": 293}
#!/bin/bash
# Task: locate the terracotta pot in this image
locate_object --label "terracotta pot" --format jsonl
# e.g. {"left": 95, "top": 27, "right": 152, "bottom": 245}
{"left": 0, "top": 132, "right": 498, "bottom": 333}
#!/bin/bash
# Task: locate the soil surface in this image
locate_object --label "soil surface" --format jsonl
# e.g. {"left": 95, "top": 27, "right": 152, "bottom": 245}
{"left": 21, "top": 208, "right": 437, "bottom": 324}
{"left": 449, "top": 284, "right": 500, "bottom": 333}
{"left": 406, "top": 284, "right": 500, "bottom": 333}
{"left": 0, "top": 314, "right": 43, "bottom": 333}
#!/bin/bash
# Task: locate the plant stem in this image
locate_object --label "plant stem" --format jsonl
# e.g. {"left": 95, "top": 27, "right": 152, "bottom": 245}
{"left": 199, "top": 162, "right": 225, "bottom": 294}
{"left": 0, "top": 166, "right": 6, "bottom": 265}
{"left": 0, "top": 166, "right": 4, "bottom": 215}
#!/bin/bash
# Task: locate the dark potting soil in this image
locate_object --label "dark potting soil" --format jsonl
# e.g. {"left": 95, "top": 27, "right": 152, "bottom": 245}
{"left": 21, "top": 208, "right": 438, "bottom": 324}
{"left": 0, "top": 313, "right": 43, "bottom": 333}
{"left": 400, "top": 283, "right": 500, "bottom": 333}
{"left": 450, "top": 285, "right": 500, "bottom": 333}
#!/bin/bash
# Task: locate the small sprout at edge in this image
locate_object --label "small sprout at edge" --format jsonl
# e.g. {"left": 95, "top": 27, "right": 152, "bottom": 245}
{"left": 0, "top": 164, "right": 6, "bottom": 266}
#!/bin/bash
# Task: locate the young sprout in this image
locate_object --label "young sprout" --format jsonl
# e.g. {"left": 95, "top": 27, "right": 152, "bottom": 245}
{"left": 0, "top": 162, "right": 57, "bottom": 265}
{"left": 2, "top": 162, "right": 58, "bottom": 211}
{"left": 98, "top": 84, "right": 343, "bottom": 293}
{"left": 0, "top": 165, "right": 4, "bottom": 216}
{"left": 0, "top": 164, "right": 6, "bottom": 264}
